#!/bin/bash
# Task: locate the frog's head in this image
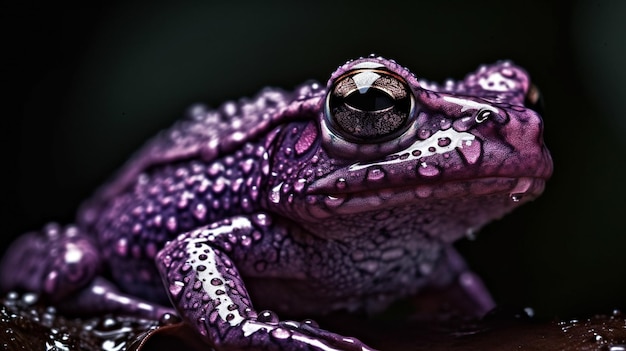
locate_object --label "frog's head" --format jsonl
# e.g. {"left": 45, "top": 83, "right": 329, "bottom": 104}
{"left": 265, "top": 56, "right": 552, "bottom": 241}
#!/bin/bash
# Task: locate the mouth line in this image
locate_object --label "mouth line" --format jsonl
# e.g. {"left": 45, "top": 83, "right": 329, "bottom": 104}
{"left": 309, "top": 175, "right": 547, "bottom": 198}
{"left": 299, "top": 176, "right": 548, "bottom": 219}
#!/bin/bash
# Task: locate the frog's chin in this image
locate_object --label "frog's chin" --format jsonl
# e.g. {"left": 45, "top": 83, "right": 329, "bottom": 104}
{"left": 302, "top": 176, "right": 546, "bottom": 218}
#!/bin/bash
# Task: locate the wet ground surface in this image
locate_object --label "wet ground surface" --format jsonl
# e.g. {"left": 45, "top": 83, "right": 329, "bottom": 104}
{"left": 2, "top": 292, "right": 626, "bottom": 351}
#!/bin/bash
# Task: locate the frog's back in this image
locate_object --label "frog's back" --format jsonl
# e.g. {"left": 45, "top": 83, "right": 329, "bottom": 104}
{"left": 79, "top": 83, "right": 325, "bottom": 225}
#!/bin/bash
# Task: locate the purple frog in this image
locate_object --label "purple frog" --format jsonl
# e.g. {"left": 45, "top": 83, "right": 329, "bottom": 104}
{"left": 1, "top": 56, "right": 552, "bottom": 350}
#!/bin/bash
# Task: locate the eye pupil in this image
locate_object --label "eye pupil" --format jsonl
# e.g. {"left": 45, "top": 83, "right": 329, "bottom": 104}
{"left": 344, "top": 89, "right": 395, "bottom": 111}
{"left": 326, "top": 68, "right": 414, "bottom": 142}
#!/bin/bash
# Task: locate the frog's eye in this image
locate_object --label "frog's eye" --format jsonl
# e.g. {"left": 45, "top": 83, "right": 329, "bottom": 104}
{"left": 325, "top": 69, "right": 415, "bottom": 142}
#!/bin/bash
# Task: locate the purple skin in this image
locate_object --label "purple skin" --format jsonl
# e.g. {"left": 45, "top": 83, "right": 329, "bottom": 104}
{"left": 0, "top": 56, "right": 552, "bottom": 350}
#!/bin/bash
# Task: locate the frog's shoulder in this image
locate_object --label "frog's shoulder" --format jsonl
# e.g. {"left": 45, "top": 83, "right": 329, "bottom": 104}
{"left": 93, "top": 81, "right": 325, "bottom": 205}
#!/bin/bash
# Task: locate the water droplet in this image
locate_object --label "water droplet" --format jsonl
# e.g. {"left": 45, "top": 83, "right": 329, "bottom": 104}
{"left": 21, "top": 293, "right": 38, "bottom": 305}
{"left": 282, "top": 320, "right": 300, "bottom": 329}
{"left": 241, "top": 235, "right": 252, "bottom": 247}
{"left": 500, "top": 67, "right": 515, "bottom": 78}
{"left": 367, "top": 167, "right": 386, "bottom": 181}
{"left": 440, "top": 119, "right": 451, "bottom": 130}
{"left": 166, "top": 217, "right": 178, "bottom": 232}
{"left": 6, "top": 291, "right": 19, "bottom": 301}
{"left": 258, "top": 310, "right": 279, "bottom": 323}
{"left": 335, "top": 178, "right": 347, "bottom": 190}
{"left": 193, "top": 203, "right": 207, "bottom": 220}
{"left": 269, "top": 183, "right": 283, "bottom": 204}
{"left": 240, "top": 159, "right": 254, "bottom": 175}
{"left": 212, "top": 177, "right": 227, "bottom": 194}
{"left": 249, "top": 185, "right": 259, "bottom": 202}
{"left": 301, "top": 319, "right": 319, "bottom": 328}
{"left": 437, "top": 137, "right": 452, "bottom": 147}
{"left": 509, "top": 177, "right": 535, "bottom": 203}
{"left": 208, "top": 162, "right": 224, "bottom": 177}
{"left": 414, "top": 185, "right": 432, "bottom": 198}
{"left": 181, "top": 263, "right": 192, "bottom": 273}
{"left": 271, "top": 327, "right": 291, "bottom": 339}
{"left": 452, "top": 117, "right": 473, "bottom": 132}
{"left": 253, "top": 213, "right": 271, "bottom": 227}
{"left": 324, "top": 195, "right": 346, "bottom": 208}
{"left": 261, "top": 159, "right": 270, "bottom": 176}
{"left": 159, "top": 312, "right": 182, "bottom": 326}
{"left": 417, "top": 163, "right": 440, "bottom": 178}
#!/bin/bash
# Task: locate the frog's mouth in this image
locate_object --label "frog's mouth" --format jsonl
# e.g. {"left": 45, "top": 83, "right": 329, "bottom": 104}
{"left": 305, "top": 176, "right": 546, "bottom": 217}
{"left": 304, "top": 123, "right": 552, "bottom": 218}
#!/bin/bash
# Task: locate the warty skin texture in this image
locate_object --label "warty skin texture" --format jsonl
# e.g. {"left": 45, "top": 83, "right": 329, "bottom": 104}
{"left": 0, "top": 56, "right": 552, "bottom": 350}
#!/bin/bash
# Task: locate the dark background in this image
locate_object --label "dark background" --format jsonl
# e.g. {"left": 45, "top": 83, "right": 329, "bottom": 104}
{"left": 2, "top": 0, "right": 625, "bottom": 322}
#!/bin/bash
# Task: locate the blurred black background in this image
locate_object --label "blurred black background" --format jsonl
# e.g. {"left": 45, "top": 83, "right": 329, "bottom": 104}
{"left": 2, "top": 0, "right": 625, "bottom": 321}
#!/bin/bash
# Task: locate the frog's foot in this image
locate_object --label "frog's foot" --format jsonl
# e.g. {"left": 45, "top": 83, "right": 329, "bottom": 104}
{"left": 0, "top": 223, "right": 100, "bottom": 301}
{"left": 414, "top": 247, "right": 495, "bottom": 319}
{"left": 239, "top": 315, "right": 377, "bottom": 351}
{"left": 156, "top": 216, "right": 377, "bottom": 351}
{"left": 56, "top": 276, "right": 175, "bottom": 319}
{"left": 0, "top": 223, "right": 173, "bottom": 320}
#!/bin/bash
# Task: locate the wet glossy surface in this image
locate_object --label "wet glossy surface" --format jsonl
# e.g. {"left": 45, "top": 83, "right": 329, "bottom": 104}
{"left": 2, "top": 292, "right": 626, "bottom": 351}
{"left": 4, "top": 1, "right": 626, "bottom": 350}
{"left": 0, "top": 55, "right": 552, "bottom": 351}
{"left": 0, "top": 54, "right": 553, "bottom": 350}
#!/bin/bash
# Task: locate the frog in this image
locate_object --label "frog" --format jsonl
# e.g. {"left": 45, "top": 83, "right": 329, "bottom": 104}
{"left": 0, "top": 55, "right": 552, "bottom": 351}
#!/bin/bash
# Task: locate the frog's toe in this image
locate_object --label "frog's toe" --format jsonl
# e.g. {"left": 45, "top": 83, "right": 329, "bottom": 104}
{"left": 0, "top": 223, "right": 100, "bottom": 301}
{"left": 293, "top": 321, "right": 378, "bottom": 351}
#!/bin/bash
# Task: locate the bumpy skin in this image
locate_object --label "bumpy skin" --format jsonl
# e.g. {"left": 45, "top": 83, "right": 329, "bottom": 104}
{"left": 0, "top": 56, "right": 552, "bottom": 350}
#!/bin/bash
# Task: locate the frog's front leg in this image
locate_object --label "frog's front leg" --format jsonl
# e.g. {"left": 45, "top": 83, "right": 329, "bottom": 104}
{"left": 0, "top": 223, "right": 173, "bottom": 319}
{"left": 157, "top": 214, "right": 376, "bottom": 351}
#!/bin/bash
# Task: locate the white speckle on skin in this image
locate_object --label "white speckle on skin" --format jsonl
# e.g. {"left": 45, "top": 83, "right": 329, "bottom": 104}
{"left": 240, "top": 319, "right": 275, "bottom": 337}
{"left": 442, "top": 96, "right": 499, "bottom": 113}
{"left": 349, "top": 129, "right": 476, "bottom": 171}
{"left": 186, "top": 239, "right": 244, "bottom": 326}
{"left": 183, "top": 217, "right": 253, "bottom": 327}
{"left": 292, "top": 334, "right": 346, "bottom": 351}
